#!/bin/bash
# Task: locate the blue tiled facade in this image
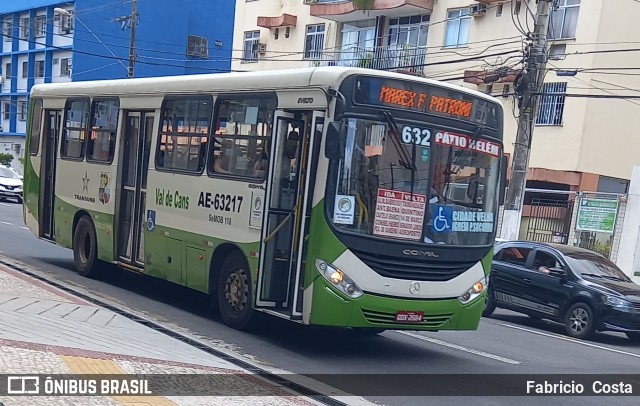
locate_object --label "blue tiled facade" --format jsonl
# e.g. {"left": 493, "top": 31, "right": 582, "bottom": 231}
{"left": 0, "top": 0, "right": 235, "bottom": 172}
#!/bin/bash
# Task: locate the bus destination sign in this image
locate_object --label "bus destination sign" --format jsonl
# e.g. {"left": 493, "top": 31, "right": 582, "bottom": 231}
{"left": 353, "top": 76, "right": 501, "bottom": 128}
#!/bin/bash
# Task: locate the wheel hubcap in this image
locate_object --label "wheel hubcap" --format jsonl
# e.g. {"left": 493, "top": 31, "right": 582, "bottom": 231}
{"left": 225, "top": 268, "right": 249, "bottom": 312}
{"left": 569, "top": 308, "right": 589, "bottom": 334}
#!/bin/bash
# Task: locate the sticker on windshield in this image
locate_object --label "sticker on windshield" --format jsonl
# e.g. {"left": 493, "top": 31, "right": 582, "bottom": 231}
{"left": 333, "top": 195, "right": 355, "bottom": 225}
{"left": 432, "top": 205, "right": 453, "bottom": 233}
{"left": 401, "top": 126, "right": 431, "bottom": 147}
{"left": 373, "top": 188, "right": 426, "bottom": 241}
{"left": 433, "top": 207, "right": 494, "bottom": 233}
{"left": 434, "top": 131, "right": 500, "bottom": 157}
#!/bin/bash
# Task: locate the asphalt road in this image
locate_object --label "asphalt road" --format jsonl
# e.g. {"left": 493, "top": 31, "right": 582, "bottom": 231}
{"left": 1, "top": 201, "right": 639, "bottom": 405}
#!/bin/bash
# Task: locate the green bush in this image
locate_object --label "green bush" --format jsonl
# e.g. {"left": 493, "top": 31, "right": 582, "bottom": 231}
{"left": 0, "top": 152, "right": 13, "bottom": 166}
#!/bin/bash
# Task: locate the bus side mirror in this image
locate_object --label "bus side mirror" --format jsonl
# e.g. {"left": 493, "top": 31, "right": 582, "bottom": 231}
{"left": 325, "top": 121, "right": 342, "bottom": 160}
{"left": 499, "top": 155, "right": 508, "bottom": 206}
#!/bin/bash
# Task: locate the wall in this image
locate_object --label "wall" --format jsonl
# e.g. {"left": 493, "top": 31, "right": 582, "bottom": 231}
{"left": 232, "top": 0, "right": 338, "bottom": 72}
{"left": 616, "top": 166, "right": 640, "bottom": 282}
{"left": 73, "top": 0, "right": 234, "bottom": 80}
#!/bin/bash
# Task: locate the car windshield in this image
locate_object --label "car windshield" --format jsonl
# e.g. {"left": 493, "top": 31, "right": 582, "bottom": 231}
{"left": 328, "top": 116, "right": 501, "bottom": 246}
{"left": 565, "top": 251, "right": 631, "bottom": 282}
{"left": 0, "top": 167, "right": 19, "bottom": 179}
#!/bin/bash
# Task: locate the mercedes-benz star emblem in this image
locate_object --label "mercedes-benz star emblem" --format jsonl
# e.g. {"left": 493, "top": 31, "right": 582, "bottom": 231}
{"left": 409, "top": 282, "right": 421, "bottom": 295}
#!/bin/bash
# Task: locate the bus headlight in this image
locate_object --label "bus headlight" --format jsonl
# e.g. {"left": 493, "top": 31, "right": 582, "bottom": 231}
{"left": 315, "top": 258, "right": 363, "bottom": 299}
{"left": 458, "top": 277, "right": 486, "bottom": 305}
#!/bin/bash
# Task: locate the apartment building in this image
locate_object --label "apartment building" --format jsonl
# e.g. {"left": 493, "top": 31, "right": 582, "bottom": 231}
{"left": 1, "top": 0, "right": 235, "bottom": 173}
{"left": 234, "top": 0, "right": 638, "bottom": 190}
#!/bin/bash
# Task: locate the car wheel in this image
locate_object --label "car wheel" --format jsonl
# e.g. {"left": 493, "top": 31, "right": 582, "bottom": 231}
{"left": 16, "top": 196, "right": 23, "bottom": 204}
{"left": 73, "top": 216, "right": 101, "bottom": 278}
{"left": 482, "top": 289, "right": 496, "bottom": 317}
{"left": 564, "top": 302, "right": 595, "bottom": 339}
{"left": 626, "top": 332, "right": 640, "bottom": 343}
{"left": 217, "top": 251, "right": 255, "bottom": 331}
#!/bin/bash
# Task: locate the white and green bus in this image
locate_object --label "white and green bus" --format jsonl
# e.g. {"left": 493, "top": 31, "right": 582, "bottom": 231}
{"left": 23, "top": 67, "right": 505, "bottom": 332}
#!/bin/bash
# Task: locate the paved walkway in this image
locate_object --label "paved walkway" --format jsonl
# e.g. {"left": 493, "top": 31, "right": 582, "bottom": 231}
{"left": 0, "top": 263, "right": 322, "bottom": 406}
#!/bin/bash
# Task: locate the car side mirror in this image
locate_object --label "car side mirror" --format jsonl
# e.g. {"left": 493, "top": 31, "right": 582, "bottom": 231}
{"left": 325, "top": 121, "right": 343, "bottom": 160}
{"left": 548, "top": 267, "right": 567, "bottom": 280}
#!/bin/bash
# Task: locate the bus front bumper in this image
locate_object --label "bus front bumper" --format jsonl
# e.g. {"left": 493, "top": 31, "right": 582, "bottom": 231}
{"left": 308, "top": 276, "right": 485, "bottom": 331}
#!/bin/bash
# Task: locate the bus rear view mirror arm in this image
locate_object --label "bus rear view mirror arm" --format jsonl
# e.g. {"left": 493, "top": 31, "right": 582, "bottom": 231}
{"left": 325, "top": 121, "right": 343, "bottom": 160}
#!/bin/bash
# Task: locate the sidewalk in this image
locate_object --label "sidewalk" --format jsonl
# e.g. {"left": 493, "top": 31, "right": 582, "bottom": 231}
{"left": 0, "top": 263, "right": 324, "bottom": 406}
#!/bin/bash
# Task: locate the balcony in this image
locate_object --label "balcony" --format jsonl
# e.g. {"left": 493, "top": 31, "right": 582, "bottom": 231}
{"left": 257, "top": 13, "right": 297, "bottom": 29}
{"left": 309, "top": 0, "right": 434, "bottom": 22}
{"left": 308, "top": 43, "right": 427, "bottom": 76}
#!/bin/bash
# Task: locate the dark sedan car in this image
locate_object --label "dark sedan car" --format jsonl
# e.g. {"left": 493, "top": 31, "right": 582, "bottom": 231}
{"left": 483, "top": 241, "right": 640, "bottom": 342}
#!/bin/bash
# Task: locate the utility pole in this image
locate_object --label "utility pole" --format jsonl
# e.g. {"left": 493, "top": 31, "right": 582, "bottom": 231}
{"left": 111, "top": 0, "right": 138, "bottom": 78}
{"left": 127, "top": 0, "right": 138, "bottom": 78}
{"left": 500, "top": 0, "right": 553, "bottom": 240}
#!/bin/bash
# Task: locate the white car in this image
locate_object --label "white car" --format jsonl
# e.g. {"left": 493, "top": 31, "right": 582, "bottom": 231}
{"left": 0, "top": 166, "right": 23, "bottom": 203}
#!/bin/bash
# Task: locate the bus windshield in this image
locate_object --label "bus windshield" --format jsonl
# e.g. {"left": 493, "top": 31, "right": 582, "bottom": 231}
{"left": 329, "top": 116, "right": 501, "bottom": 246}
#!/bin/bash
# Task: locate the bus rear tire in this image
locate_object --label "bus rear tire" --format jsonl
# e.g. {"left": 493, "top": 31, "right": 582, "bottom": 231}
{"left": 217, "top": 251, "right": 255, "bottom": 330}
{"left": 73, "top": 216, "right": 100, "bottom": 278}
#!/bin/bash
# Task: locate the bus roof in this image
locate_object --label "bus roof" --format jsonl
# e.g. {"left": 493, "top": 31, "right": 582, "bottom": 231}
{"left": 30, "top": 67, "right": 500, "bottom": 104}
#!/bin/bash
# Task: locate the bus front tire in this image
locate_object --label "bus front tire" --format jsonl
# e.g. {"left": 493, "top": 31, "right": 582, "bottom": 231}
{"left": 217, "top": 251, "right": 255, "bottom": 330}
{"left": 73, "top": 216, "right": 100, "bottom": 278}
{"left": 482, "top": 290, "right": 496, "bottom": 317}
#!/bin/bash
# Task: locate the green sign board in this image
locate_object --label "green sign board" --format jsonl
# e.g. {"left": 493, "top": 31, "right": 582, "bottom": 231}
{"left": 576, "top": 198, "right": 619, "bottom": 233}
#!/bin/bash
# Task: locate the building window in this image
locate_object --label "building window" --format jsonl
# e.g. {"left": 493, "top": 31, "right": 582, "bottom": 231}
{"left": 514, "top": 0, "right": 522, "bottom": 15}
{"left": 22, "top": 61, "right": 28, "bottom": 78}
{"left": 496, "top": 4, "right": 503, "bottom": 17}
{"left": 157, "top": 97, "right": 212, "bottom": 172}
{"left": 536, "top": 82, "right": 567, "bottom": 126}
{"left": 87, "top": 99, "right": 119, "bottom": 163}
{"left": 4, "top": 63, "right": 11, "bottom": 79}
{"left": 18, "top": 101, "right": 27, "bottom": 121}
{"left": 60, "top": 11, "right": 74, "bottom": 34}
{"left": 445, "top": 9, "right": 471, "bottom": 48}
{"left": 549, "top": 0, "right": 580, "bottom": 40}
{"left": 243, "top": 31, "right": 261, "bottom": 62}
{"left": 61, "top": 99, "right": 90, "bottom": 160}
{"left": 34, "top": 15, "right": 46, "bottom": 38}
{"left": 187, "top": 35, "right": 208, "bottom": 58}
{"left": 3, "top": 101, "right": 9, "bottom": 120}
{"left": 304, "top": 24, "right": 325, "bottom": 59}
{"left": 3, "top": 20, "right": 11, "bottom": 42}
{"left": 20, "top": 18, "right": 29, "bottom": 39}
{"left": 61, "top": 58, "right": 72, "bottom": 77}
{"left": 388, "top": 15, "right": 429, "bottom": 48}
{"left": 209, "top": 95, "right": 276, "bottom": 180}
{"left": 35, "top": 60, "right": 44, "bottom": 78}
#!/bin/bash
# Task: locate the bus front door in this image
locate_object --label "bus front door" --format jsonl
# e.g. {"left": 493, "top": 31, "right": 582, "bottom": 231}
{"left": 39, "top": 110, "right": 61, "bottom": 240}
{"left": 116, "top": 112, "right": 154, "bottom": 268}
{"left": 257, "top": 111, "right": 308, "bottom": 311}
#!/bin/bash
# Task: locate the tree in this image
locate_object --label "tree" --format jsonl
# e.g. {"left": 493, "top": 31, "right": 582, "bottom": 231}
{"left": 0, "top": 153, "right": 13, "bottom": 166}
{"left": 352, "top": 0, "right": 376, "bottom": 10}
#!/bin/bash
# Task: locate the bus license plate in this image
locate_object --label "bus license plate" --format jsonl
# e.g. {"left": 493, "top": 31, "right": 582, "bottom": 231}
{"left": 395, "top": 311, "right": 424, "bottom": 323}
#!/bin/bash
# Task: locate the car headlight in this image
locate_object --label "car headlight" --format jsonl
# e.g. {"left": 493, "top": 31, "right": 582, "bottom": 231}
{"left": 604, "top": 295, "right": 632, "bottom": 309}
{"left": 458, "top": 277, "right": 486, "bottom": 305}
{"left": 315, "top": 258, "right": 363, "bottom": 299}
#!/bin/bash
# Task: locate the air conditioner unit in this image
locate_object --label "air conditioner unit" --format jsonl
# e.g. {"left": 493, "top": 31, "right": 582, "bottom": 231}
{"left": 257, "top": 42, "right": 267, "bottom": 54}
{"left": 469, "top": 3, "right": 487, "bottom": 16}
{"left": 303, "top": 0, "right": 318, "bottom": 5}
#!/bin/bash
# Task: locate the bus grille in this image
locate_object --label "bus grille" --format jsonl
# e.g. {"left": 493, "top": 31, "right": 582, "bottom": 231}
{"left": 353, "top": 251, "right": 477, "bottom": 282}
{"left": 362, "top": 309, "right": 453, "bottom": 328}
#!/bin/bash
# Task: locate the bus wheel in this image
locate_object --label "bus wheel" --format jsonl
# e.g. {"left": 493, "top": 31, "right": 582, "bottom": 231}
{"left": 73, "top": 216, "right": 100, "bottom": 277}
{"left": 218, "top": 251, "right": 254, "bottom": 330}
{"left": 482, "top": 289, "right": 496, "bottom": 317}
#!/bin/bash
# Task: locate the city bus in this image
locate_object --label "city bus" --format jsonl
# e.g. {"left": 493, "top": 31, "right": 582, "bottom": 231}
{"left": 23, "top": 67, "right": 505, "bottom": 332}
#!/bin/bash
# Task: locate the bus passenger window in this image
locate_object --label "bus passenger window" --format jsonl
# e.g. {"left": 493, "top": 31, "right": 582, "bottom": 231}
{"left": 87, "top": 99, "right": 119, "bottom": 163}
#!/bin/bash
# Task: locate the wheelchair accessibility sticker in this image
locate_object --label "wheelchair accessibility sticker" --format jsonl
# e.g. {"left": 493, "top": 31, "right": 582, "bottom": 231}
{"left": 432, "top": 205, "right": 453, "bottom": 233}
{"left": 146, "top": 210, "right": 156, "bottom": 232}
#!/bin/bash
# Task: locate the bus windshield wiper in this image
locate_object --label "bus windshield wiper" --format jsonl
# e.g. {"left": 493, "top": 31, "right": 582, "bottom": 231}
{"left": 380, "top": 110, "right": 416, "bottom": 171}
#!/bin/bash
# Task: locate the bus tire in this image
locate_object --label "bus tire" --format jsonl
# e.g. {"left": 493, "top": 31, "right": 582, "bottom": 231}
{"left": 73, "top": 216, "right": 100, "bottom": 278}
{"left": 217, "top": 251, "right": 254, "bottom": 330}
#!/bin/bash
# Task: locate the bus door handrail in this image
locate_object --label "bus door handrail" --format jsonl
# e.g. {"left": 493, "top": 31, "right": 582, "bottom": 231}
{"left": 263, "top": 205, "right": 297, "bottom": 244}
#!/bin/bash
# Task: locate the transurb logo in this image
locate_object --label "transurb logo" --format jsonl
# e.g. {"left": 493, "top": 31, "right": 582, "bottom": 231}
{"left": 99, "top": 172, "right": 111, "bottom": 205}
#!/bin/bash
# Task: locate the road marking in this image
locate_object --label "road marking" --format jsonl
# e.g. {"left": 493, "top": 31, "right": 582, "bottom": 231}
{"left": 0, "top": 203, "right": 11, "bottom": 207}
{"left": 502, "top": 323, "right": 640, "bottom": 359}
{"left": 20, "top": 226, "right": 29, "bottom": 230}
{"left": 396, "top": 330, "right": 521, "bottom": 365}
{"left": 0, "top": 221, "right": 13, "bottom": 225}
